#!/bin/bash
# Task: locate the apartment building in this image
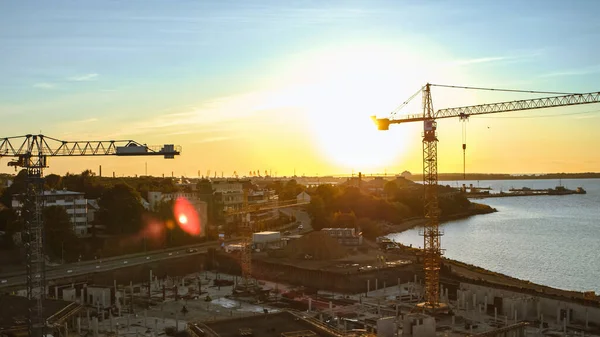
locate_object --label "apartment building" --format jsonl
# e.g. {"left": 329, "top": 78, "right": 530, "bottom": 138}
{"left": 12, "top": 190, "right": 89, "bottom": 237}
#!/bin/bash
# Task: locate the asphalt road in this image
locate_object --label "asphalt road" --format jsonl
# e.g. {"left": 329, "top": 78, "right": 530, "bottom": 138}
{"left": 0, "top": 209, "right": 312, "bottom": 289}
{"left": 0, "top": 242, "right": 220, "bottom": 289}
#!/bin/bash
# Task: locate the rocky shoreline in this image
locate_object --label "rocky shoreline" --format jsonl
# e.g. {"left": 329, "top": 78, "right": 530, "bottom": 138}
{"left": 379, "top": 202, "right": 497, "bottom": 236}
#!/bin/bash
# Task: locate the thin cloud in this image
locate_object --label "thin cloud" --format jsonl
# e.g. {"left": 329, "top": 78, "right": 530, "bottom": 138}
{"left": 73, "top": 118, "right": 98, "bottom": 124}
{"left": 538, "top": 65, "right": 600, "bottom": 78}
{"left": 453, "top": 56, "right": 507, "bottom": 66}
{"left": 33, "top": 83, "right": 56, "bottom": 89}
{"left": 446, "top": 50, "right": 544, "bottom": 68}
{"left": 68, "top": 73, "right": 99, "bottom": 81}
{"left": 193, "top": 136, "right": 232, "bottom": 144}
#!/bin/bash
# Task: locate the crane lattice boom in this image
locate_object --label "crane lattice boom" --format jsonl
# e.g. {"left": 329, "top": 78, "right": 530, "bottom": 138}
{"left": 0, "top": 134, "right": 180, "bottom": 160}
{"left": 375, "top": 90, "right": 600, "bottom": 127}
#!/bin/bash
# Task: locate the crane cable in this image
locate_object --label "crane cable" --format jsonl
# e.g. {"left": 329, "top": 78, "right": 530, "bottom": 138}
{"left": 390, "top": 86, "right": 425, "bottom": 117}
{"left": 461, "top": 115, "right": 468, "bottom": 179}
{"left": 429, "top": 84, "right": 581, "bottom": 95}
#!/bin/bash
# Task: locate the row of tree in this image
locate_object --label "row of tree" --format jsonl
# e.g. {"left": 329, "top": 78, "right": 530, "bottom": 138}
{"left": 305, "top": 180, "right": 474, "bottom": 239}
{"left": 0, "top": 170, "right": 307, "bottom": 262}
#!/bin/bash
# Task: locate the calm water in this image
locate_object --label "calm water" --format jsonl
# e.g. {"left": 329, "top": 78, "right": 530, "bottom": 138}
{"left": 387, "top": 178, "right": 600, "bottom": 293}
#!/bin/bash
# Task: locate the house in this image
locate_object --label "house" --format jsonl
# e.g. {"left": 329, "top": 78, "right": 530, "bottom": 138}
{"left": 12, "top": 190, "right": 90, "bottom": 237}
{"left": 297, "top": 191, "right": 311, "bottom": 203}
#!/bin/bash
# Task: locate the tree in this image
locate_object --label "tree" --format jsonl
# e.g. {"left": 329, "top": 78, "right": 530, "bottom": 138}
{"left": 280, "top": 180, "right": 305, "bottom": 201}
{"left": 45, "top": 174, "right": 62, "bottom": 190}
{"left": 96, "top": 183, "right": 144, "bottom": 235}
{"left": 383, "top": 181, "right": 398, "bottom": 200}
{"left": 306, "top": 195, "right": 328, "bottom": 231}
{"left": 0, "top": 208, "right": 18, "bottom": 250}
{"left": 357, "top": 217, "right": 381, "bottom": 240}
{"left": 43, "top": 206, "right": 79, "bottom": 261}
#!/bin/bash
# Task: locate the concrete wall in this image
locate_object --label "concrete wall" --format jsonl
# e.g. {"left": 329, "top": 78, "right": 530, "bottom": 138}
{"left": 458, "top": 282, "right": 600, "bottom": 327}
{"left": 86, "top": 286, "right": 111, "bottom": 308}
{"left": 62, "top": 288, "right": 77, "bottom": 302}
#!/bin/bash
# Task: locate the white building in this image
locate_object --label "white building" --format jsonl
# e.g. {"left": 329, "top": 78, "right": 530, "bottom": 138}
{"left": 12, "top": 190, "right": 89, "bottom": 237}
{"left": 297, "top": 191, "right": 311, "bottom": 203}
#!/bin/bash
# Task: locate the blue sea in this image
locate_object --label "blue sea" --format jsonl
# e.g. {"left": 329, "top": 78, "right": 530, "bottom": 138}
{"left": 387, "top": 178, "right": 600, "bottom": 293}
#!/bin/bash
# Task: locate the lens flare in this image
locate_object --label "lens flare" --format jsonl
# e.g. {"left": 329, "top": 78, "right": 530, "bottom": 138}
{"left": 173, "top": 197, "right": 201, "bottom": 236}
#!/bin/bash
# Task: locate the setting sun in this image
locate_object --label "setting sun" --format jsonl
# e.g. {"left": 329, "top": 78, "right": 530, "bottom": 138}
{"left": 264, "top": 45, "right": 450, "bottom": 171}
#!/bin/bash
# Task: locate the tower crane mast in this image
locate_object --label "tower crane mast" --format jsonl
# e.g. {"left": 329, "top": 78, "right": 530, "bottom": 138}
{"left": 372, "top": 84, "right": 600, "bottom": 312}
{"left": 0, "top": 134, "right": 181, "bottom": 337}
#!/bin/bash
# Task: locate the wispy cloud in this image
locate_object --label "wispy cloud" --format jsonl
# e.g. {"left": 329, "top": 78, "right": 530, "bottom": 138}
{"left": 72, "top": 117, "right": 98, "bottom": 124}
{"left": 193, "top": 136, "right": 232, "bottom": 144}
{"left": 33, "top": 82, "right": 56, "bottom": 90}
{"left": 68, "top": 73, "right": 99, "bottom": 81}
{"left": 538, "top": 65, "right": 600, "bottom": 78}
{"left": 446, "top": 50, "right": 544, "bottom": 68}
{"left": 106, "top": 90, "right": 273, "bottom": 138}
{"left": 452, "top": 56, "right": 508, "bottom": 66}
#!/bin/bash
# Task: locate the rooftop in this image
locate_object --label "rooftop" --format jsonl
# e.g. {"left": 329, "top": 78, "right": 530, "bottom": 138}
{"left": 196, "top": 312, "right": 338, "bottom": 337}
{"left": 0, "top": 295, "right": 82, "bottom": 333}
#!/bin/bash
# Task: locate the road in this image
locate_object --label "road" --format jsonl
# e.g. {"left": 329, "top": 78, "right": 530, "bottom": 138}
{"left": 0, "top": 208, "right": 312, "bottom": 289}
{"left": 0, "top": 241, "right": 222, "bottom": 289}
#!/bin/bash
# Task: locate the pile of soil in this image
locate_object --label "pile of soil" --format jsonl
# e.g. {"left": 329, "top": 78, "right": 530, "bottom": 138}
{"left": 283, "top": 231, "right": 347, "bottom": 260}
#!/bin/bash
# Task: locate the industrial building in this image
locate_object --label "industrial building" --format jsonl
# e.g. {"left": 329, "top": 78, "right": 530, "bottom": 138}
{"left": 252, "top": 231, "right": 282, "bottom": 250}
{"left": 321, "top": 228, "right": 363, "bottom": 246}
{"left": 11, "top": 190, "right": 89, "bottom": 237}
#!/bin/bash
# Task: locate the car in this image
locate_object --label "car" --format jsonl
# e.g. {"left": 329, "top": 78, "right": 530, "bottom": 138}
{"left": 146, "top": 256, "right": 150, "bottom": 260}
{"left": 95, "top": 266, "right": 100, "bottom": 269}
{"left": 283, "top": 231, "right": 291, "bottom": 236}
{"left": 168, "top": 253, "right": 173, "bottom": 256}
{"left": 186, "top": 248, "right": 198, "bottom": 253}
{"left": 123, "top": 261, "right": 128, "bottom": 264}
{"left": 67, "top": 270, "right": 72, "bottom": 273}
{"left": 0, "top": 279, "right": 7, "bottom": 284}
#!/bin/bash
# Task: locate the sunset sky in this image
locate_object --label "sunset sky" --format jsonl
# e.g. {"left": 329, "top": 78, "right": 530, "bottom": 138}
{"left": 1, "top": 1, "right": 599, "bottom": 178}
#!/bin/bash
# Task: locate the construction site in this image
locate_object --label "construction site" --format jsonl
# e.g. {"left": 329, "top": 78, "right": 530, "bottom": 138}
{"left": 2, "top": 85, "right": 600, "bottom": 337}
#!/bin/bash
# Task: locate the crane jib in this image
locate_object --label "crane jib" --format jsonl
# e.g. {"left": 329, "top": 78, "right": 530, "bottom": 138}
{"left": 386, "top": 91, "right": 600, "bottom": 124}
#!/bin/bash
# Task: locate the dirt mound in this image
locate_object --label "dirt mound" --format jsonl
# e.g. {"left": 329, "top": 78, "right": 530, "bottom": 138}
{"left": 283, "top": 231, "right": 347, "bottom": 260}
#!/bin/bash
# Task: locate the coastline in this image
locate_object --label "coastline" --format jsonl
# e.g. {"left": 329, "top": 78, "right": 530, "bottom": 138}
{"left": 380, "top": 203, "right": 600, "bottom": 302}
{"left": 378, "top": 202, "right": 497, "bottom": 236}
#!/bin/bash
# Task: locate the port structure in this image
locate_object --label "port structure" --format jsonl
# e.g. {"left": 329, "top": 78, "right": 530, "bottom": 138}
{"left": 0, "top": 134, "right": 181, "bottom": 337}
{"left": 372, "top": 85, "right": 600, "bottom": 312}
{"left": 225, "top": 194, "right": 309, "bottom": 294}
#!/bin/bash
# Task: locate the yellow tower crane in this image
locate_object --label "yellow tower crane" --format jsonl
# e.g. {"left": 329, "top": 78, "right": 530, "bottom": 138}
{"left": 0, "top": 134, "right": 181, "bottom": 337}
{"left": 371, "top": 84, "right": 600, "bottom": 312}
